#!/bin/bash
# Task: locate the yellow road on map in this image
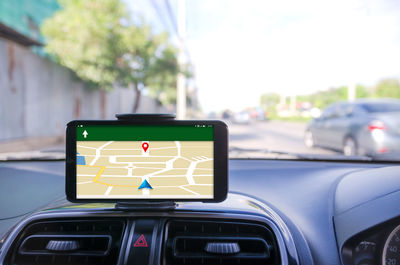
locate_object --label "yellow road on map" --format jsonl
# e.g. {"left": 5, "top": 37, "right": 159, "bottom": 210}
{"left": 76, "top": 141, "right": 213, "bottom": 198}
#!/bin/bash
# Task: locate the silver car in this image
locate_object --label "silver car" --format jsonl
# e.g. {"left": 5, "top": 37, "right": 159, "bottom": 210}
{"left": 305, "top": 99, "right": 400, "bottom": 156}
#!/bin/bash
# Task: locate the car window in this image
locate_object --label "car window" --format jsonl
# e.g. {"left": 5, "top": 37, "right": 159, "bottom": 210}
{"left": 351, "top": 105, "right": 367, "bottom": 116}
{"left": 342, "top": 104, "right": 354, "bottom": 117}
{"left": 334, "top": 103, "right": 348, "bottom": 118}
{"left": 321, "top": 105, "right": 343, "bottom": 119}
{"left": 321, "top": 106, "right": 334, "bottom": 119}
{"left": 361, "top": 103, "right": 400, "bottom": 113}
{"left": 1, "top": 0, "right": 400, "bottom": 162}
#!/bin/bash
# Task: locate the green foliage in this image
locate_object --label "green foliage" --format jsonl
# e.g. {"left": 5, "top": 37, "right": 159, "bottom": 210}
{"left": 260, "top": 93, "right": 280, "bottom": 106}
{"left": 356, "top": 84, "right": 370, "bottom": 98}
{"left": 261, "top": 78, "right": 399, "bottom": 113}
{"left": 42, "top": 0, "right": 126, "bottom": 90}
{"left": 298, "top": 86, "right": 347, "bottom": 109}
{"left": 372, "top": 78, "right": 400, "bottom": 98}
{"left": 267, "top": 115, "right": 312, "bottom": 123}
{"left": 146, "top": 43, "right": 180, "bottom": 105}
{"left": 41, "top": 0, "right": 181, "bottom": 110}
{"left": 298, "top": 84, "right": 371, "bottom": 109}
{"left": 260, "top": 93, "right": 280, "bottom": 114}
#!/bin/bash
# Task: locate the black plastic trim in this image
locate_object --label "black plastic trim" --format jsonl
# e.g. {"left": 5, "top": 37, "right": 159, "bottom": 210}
{"left": 65, "top": 119, "right": 228, "bottom": 203}
{"left": 18, "top": 234, "right": 112, "bottom": 256}
{"left": 0, "top": 211, "right": 299, "bottom": 265}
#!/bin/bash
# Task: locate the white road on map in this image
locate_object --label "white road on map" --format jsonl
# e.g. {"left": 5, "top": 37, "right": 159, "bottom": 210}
{"left": 77, "top": 140, "right": 213, "bottom": 198}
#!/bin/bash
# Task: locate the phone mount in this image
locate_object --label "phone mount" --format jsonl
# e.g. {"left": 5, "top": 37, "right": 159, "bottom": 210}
{"left": 114, "top": 113, "right": 177, "bottom": 211}
{"left": 115, "top": 113, "right": 176, "bottom": 121}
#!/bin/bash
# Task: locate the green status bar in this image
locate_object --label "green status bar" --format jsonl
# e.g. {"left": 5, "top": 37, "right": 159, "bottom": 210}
{"left": 76, "top": 125, "right": 214, "bottom": 141}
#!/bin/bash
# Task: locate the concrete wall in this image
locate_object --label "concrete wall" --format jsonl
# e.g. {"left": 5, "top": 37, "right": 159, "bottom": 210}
{"left": 0, "top": 38, "right": 168, "bottom": 141}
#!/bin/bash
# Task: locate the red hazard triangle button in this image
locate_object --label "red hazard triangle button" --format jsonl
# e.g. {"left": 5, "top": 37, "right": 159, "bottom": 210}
{"left": 133, "top": 234, "right": 148, "bottom": 247}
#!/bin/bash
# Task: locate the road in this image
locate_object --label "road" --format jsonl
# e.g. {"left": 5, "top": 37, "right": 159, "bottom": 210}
{"left": 229, "top": 120, "right": 337, "bottom": 156}
{"left": 0, "top": 120, "right": 338, "bottom": 159}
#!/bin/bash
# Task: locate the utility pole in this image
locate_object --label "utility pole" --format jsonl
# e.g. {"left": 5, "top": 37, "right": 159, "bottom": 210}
{"left": 348, "top": 83, "right": 356, "bottom": 102}
{"left": 176, "top": 0, "right": 186, "bottom": 119}
{"left": 279, "top": 94, "right": 286, "bottom": 108}
{"left": 290, "top": 95, "right": 296, "bottom": 114}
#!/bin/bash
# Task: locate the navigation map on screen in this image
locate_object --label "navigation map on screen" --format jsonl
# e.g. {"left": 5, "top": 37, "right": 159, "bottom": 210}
{"left": 75, "top": 125, "right": 214, "bottom": 199}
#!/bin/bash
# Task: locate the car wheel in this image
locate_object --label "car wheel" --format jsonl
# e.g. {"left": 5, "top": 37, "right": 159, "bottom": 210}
{"left": 343, "top": 137, "right": 357, "bottom": 156}
{"left": 304, "top": 130, "right": 315, "bottom": 148}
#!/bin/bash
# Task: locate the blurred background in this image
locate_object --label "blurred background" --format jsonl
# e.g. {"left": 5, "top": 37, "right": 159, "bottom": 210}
{"left": 1, "top": 0, "right": 400, "bottom": 158}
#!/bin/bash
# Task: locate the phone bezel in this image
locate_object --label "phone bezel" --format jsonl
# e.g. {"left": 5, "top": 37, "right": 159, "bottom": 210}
{"left": 65, "top": 119, "right": 228, "bottom": 203}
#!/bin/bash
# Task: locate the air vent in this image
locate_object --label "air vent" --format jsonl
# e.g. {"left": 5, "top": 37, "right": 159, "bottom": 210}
{"left": 163, "top": 219, "right": 280, "bottom": 265}
{"left": 9, "top": 219, "right": 125, "bottom": 265}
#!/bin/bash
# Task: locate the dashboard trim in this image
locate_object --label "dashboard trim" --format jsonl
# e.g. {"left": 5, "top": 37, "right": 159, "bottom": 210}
{"left": 335, "top": 190, "right": 400, "bottom": 247}
{"left": 0, "top": 206, "right": 300, "bottom": 265}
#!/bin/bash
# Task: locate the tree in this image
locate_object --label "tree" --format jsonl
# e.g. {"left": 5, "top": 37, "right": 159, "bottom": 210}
{"left": 372, "top": 78, "right": 400, "bottom": 99}
{"left": 260, "top": 93, "right": 280, "bottom": 114}
{"left": 297, "top": 84, "right": 370, "bottom": 109}
{"left": 41, "top": 0, "right": 181, "bottom": 112}
{"left": 283, "top": 78, "right": 399, "bottom": 112}
{"left": 355, "top": 84, "right": 370, "bottom": 98}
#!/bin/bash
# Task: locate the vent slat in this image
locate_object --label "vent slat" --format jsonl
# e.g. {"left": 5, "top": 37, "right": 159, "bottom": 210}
{"left": 10, "top": 219, "right": 124, "bottom": 265}
{"left": 164, "top": 220, "right": 280, "bottom": 265}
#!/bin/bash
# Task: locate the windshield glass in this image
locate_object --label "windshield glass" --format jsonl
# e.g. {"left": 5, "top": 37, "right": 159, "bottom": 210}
{"left": 1, "top": 0, "right": 400, "bottom": 161}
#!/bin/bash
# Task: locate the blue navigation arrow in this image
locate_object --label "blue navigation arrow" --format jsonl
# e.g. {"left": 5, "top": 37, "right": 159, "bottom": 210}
{"left": 138, "top": 179, "right": 153, "bottom": 190}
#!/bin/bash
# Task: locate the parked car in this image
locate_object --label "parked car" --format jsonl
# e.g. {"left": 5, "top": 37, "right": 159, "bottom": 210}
{"left": 304, "top": 99, "right": 400, "bottom": 156}
{"left": 233, "top": 111, "right": 251, "bottom": 124}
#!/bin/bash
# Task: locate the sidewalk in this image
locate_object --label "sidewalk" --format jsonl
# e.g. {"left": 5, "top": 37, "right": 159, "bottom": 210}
{"left": 0, "top": 136, "right": 65, "bottom": 153}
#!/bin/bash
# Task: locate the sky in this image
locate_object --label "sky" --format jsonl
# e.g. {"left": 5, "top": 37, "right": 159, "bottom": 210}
{"left": 127, "top": 0, "right": 400, "bottom": 112}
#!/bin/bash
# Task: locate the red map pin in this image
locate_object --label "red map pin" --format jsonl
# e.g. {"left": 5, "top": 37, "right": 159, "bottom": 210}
{"left": 142, "top": 142, "right": 149, "bottom": 152}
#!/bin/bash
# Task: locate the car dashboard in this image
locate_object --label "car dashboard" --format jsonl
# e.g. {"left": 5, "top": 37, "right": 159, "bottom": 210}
{"left": 0, "top": 159, "right": 399, "bottom": 265}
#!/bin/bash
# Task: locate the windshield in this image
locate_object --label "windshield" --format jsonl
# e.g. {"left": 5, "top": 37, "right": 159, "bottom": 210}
{"left": 1, "top": 0, "right": 400, "bottom": 161}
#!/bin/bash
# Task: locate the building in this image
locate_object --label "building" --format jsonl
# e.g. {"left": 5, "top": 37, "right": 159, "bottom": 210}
{"left": 0, "top": 0, "right": 59, "bottom": 47}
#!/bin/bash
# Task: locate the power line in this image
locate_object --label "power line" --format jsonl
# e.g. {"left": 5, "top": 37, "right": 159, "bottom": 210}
{"left": 160, "top": 0, "right": 191, "bottom": 62}
{"left": 164, "top": 0, "right": 179, "bottom": 36}
{"left": 149, "top": 0, "right": 173, "bottom": 35}
{"left": 176, "top": 0, "right": 187, "bottom": 119}
{"left": 150, "top": 1, "right": 192, "bottom": 70}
